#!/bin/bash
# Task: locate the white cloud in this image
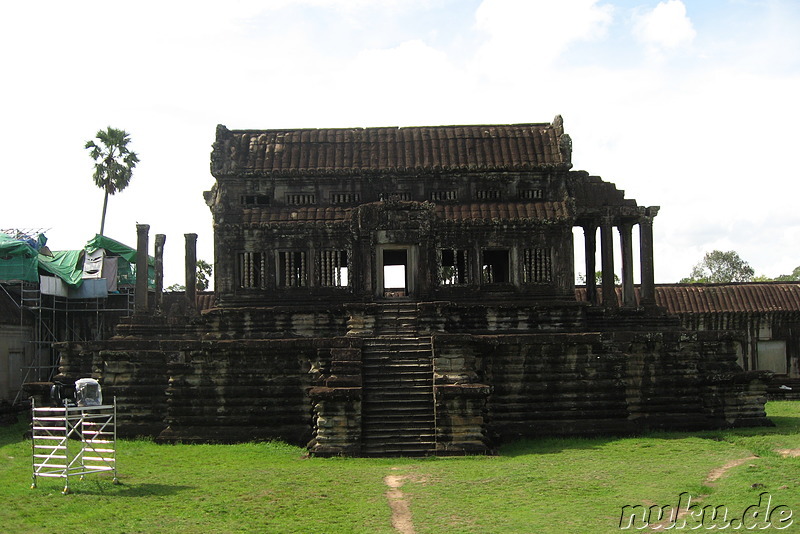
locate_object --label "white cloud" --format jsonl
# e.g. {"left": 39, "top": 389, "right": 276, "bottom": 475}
{"left": 633, "top": 0, "right": 696, "bottom": 51}
{"left": 473, "top": 0, "right": 613, "bottom": 74}
{"left": 338, "top": 40, "right": 467, "bottom": 126}
{"left": 2, "top": 0, "right": 800, "bottom": 286}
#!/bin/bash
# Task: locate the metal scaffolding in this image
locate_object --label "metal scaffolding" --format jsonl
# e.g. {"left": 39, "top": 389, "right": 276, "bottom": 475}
{"left": 1, "top": 280, "right": 134, "bottom": 404}
{"left": 30, "top": 397, "right": 118, "bottom": 494}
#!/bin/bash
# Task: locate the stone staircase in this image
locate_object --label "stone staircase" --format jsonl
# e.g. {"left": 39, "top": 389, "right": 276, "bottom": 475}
{"left": 361, "top": 302, "right": 436, "bottom": 456}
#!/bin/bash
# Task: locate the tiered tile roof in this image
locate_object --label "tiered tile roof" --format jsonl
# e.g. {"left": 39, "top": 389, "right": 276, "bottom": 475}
{"left": 240, "top": 201, "right": 572, "bottom": 225}
{"left": 436, "top": 201, "right": 572, "bottom": 222}
{"left": 576, "top": 283, "right": 800, "bottom": 314}
{"left": 212, "top": 118, "right": 571, "bottom": 175}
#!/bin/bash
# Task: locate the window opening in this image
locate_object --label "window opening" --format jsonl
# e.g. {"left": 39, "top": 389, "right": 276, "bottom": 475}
{"left": 380, "top": 191, "right": 412, "bottom": 201}
{"left": 482, "top": 249, "right": 510, "bottom": 284}
{"left": 286, "top": 194, "right": 316, "bottom": 205}
{"left": 441, "top": 249, "right": 470, "bottom": 285}
{"left": 522, "top": 247, "right": 552, "bottom": 283}
{"left": 519, "top": 189, "right": 543, "bottom": 200}
{"left": 330, "top": 193, "right": 360, "bottom": 204}
{"left": 241, "top": 195, "right": 271, "bottom": 206}
{"left": 476, "top": 190, "right": 501, "bottom": 200}
{"left": 278, "top": 251, "right": 307, "bottom": 287}
{"left": 431, "top": 190, "right": 458, "bottom": 201}
{"left": 319, "top": 250, "right": 349, "bottom": 287}
{"left": 238, "top": 252, "right": 266, "bottom": 289}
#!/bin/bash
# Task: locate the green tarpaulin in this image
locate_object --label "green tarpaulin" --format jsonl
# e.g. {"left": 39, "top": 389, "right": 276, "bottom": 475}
{"left": 85, "top": 234, "right": 154, "bottom": 288}
{"left": 2, "top": 233, "right": 154, "bottom": 289}
{"left": 0, "top": 233, "right": 37, "bottom": 258}
{"left": 38, "top": 250, "right": 85, "bottom": 287}
{"left": 85, "top": 234, "right": 148, "bottom": 265}
{"left": 0, "top": 234, "right": 39, "bottom": 282}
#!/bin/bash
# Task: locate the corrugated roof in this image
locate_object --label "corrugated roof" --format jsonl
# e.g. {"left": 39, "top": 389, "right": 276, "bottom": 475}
{"left": 212, "top": 120, "right": 571, "bottom": 176}
{"left": 575, "top": 283, "right": 800, "bottom": 314}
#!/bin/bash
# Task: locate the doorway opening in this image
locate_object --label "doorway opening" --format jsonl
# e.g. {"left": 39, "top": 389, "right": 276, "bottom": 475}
{"left": 382, "top": 249, "right": 408, "bottom": 297}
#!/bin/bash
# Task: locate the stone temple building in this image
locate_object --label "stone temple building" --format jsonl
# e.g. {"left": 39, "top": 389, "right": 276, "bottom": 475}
{"left": 57, "top": 117, "right": 772, "bottom": 456}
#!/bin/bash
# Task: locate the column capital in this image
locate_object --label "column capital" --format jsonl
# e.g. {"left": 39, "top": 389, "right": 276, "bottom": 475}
{"left": 638, "top": 205, "right": 660, "bottom": 222}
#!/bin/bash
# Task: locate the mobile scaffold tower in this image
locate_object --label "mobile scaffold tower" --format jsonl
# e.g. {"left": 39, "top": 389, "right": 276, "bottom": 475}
{"left": 30, "top": 397, "right": 118, "bottom": 494}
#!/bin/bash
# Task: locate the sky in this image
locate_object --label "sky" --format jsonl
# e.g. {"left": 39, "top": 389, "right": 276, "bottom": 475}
{"left": 2, "top": 0, "right": 799, "bottom": 287}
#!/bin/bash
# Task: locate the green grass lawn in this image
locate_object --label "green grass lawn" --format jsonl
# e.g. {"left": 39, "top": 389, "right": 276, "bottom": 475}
{"left": 1, "top": 402, "right": 799, "bottom": 533}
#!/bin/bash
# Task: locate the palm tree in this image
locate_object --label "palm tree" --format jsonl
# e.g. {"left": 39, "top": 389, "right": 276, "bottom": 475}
{"left": 85, "top": 127, "right": 139, "bottom": 235}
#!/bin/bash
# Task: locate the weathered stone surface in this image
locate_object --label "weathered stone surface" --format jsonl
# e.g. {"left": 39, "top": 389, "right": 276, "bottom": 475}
{"left": 55, "top": 119, "right": 772, "bottom": 456}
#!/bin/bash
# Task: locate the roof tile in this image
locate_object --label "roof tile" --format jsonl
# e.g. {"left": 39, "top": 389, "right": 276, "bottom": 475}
{"left": 576, "top": 283, "right": 800, "bottom": 314}
{"left": 213, "top": 121, "right": 571, "bottom": 175}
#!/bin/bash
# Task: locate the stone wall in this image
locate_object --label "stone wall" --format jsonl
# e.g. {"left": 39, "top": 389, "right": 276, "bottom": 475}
{"left": 58, "top": 336, "right": 328, "bottom": 443}
{"left": 56, "top": 305, "right": 772, "bottom": 454}
{"left": 471, "top": 331, "right": 771, "bottom": 443}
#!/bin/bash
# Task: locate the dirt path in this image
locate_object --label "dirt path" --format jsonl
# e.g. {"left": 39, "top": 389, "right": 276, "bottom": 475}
{"left": 647, "top": 455, "right": 758, "bottom": 530}
{"left": 384, "top": 470, "right": 415, "bottom": 534}
{"left": 705, "top": 455, "right": 758, "bottom": 484}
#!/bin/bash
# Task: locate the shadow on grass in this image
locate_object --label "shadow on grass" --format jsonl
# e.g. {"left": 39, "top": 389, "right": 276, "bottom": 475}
{"left": 499, "top": 436, "right": 617, "bottom": 457}
{"left": 0, "top": 420, "right": 30, "bottom": 448}
{"left": 49, "top": 482, "right": 194, "bottom": 497}
{"left": 498, "top": 402, "right": 800, "bottom": 456}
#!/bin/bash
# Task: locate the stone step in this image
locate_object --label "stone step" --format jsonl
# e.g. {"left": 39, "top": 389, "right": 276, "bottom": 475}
{"left": 363, "top": 435, "right": 436, "bottom": 444}
{"left": 363, "top": 401, "right": 433, "bottom": 411}
{"left": 362, "top": 421, "right": 434, "bottom": 431}
{"left": 363, "top": 412, "right": 433, "bottom": 421}
{"left": 363, "top": 433, "right": 436, "bottom": 443}
{"left": 364, "top": 354, "right": 432, "bottom": 361}
{"left": 363, "top": 355, "right": 432, "bottom": 362}
{"left": 362, "top": 442, "right": 436, "bottom": 456}
{"left": 362, "top": 375, "right": 433, "bottom": 387}
{"left": 362, "top": 337, "right": 433, "bottom": 350}
{"left": 375, "top": 315, "right": 417, "bottom": 321}
{"left": 364, "top": 336, "right": 429, "bottom": 343}
{"left": 362, "top": 417, "right": 434, "bottom": 426}
{"left": 364, "top": 393, "right": 433, "bottom": 404}
{"left": 363, "top": 381, "right": 432, "bottom": 390}
{"left": 363, "top": 363, "right": 432, "bottom": 371}
{"left": 362, "top": 399, "right": 434, "bottom": 411}
{"left": 364, "top": 357, "right": 431, "bottom": 363}
{"left": 360, "top": 323, "right": 436, "bottom": 455}
{"left": 364, "top": 376, "right": 431, "bottom": 385}
{"left": 362, "top": 361, "right": 433, "bottom": 370}
{"left": 363, "top": 345, "right": 432, "bottom": 353}
{"left": 362, "top": 354, "right": 433, "bottom": 362}
{"left": 363, "top": 373, "right": 432, "bottom": 382}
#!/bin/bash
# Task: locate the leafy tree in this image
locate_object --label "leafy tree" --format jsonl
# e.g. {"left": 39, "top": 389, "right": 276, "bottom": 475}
{"left": 680, "top": 250, "right": 755, "bottom": 283}
{"left": 165, "top": 260, "right": 213, "bottom": 291}
{"left": 578, "top": 271, "right": 620, "bottom": 285}
{"left": 774, "top": 266, "right": 800, "bottom": 281}
{"left": 196, "top": 260, "right": 212, "bottom": 291}
{"left": 85, "top": 127, "right": 139, "bottom": 235}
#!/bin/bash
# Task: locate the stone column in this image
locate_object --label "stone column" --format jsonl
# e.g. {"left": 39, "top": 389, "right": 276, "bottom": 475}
{"left": 639, "top": 207, "right": 659, "bottom": 306}
{"left": 600, "top": 215, "right": 617, "bottom": 308}
{"left": 185, "top": 233, "right": 198, "bottom": 315}
{"left": 135, "top": 224, "right": 150, "bottom": 313}
{"left": 583, "top": 223, "right": 598, "bottom": 305}
{"left": 154, "top": 234, "right": 166, "bottom": 312}
{"left": 618, "top": 223, "right": 636, "bottom": 307}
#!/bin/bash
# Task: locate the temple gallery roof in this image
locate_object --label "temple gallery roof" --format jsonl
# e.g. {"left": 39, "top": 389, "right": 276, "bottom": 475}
{"left": 212, "top": 116, "right": 573, "bottom": 176}
{"left": 576, "top": 283, "right": 800, "bottom": 314}
{"left": 241, "top": 201, "right": 572, "bottom": 225}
